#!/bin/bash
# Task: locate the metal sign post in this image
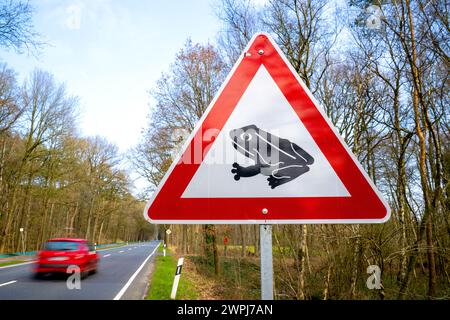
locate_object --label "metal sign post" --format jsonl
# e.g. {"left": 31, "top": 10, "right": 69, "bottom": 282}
{"left": 260, "top": 225, "right": 273, "bottom": 300}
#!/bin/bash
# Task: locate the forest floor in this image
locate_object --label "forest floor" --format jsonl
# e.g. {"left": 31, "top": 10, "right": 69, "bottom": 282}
{"left": 183, "top": 254, "right": 261, "bottom": 300}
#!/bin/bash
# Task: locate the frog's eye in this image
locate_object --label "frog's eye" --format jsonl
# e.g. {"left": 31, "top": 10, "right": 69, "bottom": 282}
{"left": 240, "top": 132, "right": 252, "bottom": 141}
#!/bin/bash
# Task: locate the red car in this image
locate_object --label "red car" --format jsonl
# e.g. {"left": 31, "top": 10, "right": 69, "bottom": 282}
{"left": 34, "top": 238, "right": 99, "bottom": 278}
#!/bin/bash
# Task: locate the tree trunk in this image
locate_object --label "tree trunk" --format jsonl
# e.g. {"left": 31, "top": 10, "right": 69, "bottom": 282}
{"left": 212, "top": 227, "right": 220, "bottom": 276}
{"left": 203, "top": 225, "right": 220, "bottom": 275}
{"left": 349, "top": 226, "right": 361, "bottom": 299}
{"left": 254, "top": 224, "right": 259, "bottom": 257}
{"left": 426, "top": 214, "right": 437, "bottom": 298}
{"left": 239, "top": 225, "right": 246, "bottom": 257}
{"left": 85, "top": 196, "right": 95, "bottom": 240}
{"left": 323, "top": 265, "right": 332, "bottom": 300}
{"left": 97, "top": 220, "right": 104, "bottom": 245}
{"left": 299, "top": 225, "right": 308, "bottom": 299}
{"left": 403, "top": 0, "right": 437, "bottom": 299}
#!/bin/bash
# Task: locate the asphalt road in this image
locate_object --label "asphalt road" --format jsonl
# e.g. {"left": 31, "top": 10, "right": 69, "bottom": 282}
{"left": 0, "top": 240, "right": 160, "bottom": 300}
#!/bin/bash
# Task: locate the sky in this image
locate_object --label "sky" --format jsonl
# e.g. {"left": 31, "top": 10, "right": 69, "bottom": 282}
{"left": 0, "top": 0, "right": 224, "bottom": 195}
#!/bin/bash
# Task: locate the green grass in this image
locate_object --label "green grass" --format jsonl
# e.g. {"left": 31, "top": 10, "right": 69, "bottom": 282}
{"left": 0, "top": 260, "right": 26, "bottom": 267}
{"left": 146, "top": 250, "right": 197, "bottom": 300}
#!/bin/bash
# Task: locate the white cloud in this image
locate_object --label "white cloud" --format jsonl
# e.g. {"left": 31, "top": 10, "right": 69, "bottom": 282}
{"left": 66, "top": 3, "right": 83, "bottom": 30}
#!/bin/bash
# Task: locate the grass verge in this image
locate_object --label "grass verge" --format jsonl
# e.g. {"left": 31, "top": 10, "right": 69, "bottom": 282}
{"left": 146, "top": 249, "right": 197, "bottom": 300}
{"left": 0, "top": 260, "right": 27, "bottom": 267}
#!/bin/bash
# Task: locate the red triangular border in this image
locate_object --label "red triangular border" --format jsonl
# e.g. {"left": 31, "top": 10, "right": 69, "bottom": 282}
{"left": 144, "top": 33, "right": 390, "bottom": 224}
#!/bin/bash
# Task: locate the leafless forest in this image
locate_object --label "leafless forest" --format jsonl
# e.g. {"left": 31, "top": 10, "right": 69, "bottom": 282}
{"left": 132, "top": 0, "right": 449, "bottom": 299}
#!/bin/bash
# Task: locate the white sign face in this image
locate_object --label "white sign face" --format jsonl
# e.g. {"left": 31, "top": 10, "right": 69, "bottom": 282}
{"left": 166, "top": 229, "right": 172, "bottom": 235}
{"left": 182, "top": 66, "right": 350, "bottom": 199}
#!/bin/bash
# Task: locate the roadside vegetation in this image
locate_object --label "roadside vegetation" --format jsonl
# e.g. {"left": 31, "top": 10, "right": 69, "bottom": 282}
{"left": 0, "top": 260, "right": 26, "bottom": 267}
{"left": 184, "top": 254, "right": 261, "bottom": 300}
{"left": 146, "top": 246, "right": 197, "bottom": 300}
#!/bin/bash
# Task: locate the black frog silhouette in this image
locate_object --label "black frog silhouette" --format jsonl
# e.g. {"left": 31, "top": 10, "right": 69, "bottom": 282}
{"left": 229, "top": 125, "right": 314, "bottom": 189}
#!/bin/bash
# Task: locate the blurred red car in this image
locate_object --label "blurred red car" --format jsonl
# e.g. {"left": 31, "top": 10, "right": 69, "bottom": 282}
{"left": 34, "top": 238, "right": 98, "bottom": 278}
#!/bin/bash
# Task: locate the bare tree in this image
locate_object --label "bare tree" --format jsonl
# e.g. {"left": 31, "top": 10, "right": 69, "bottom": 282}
{"left": 0, "top": 0, "right": 42, "bottom": 54}
{"left": 0, "top": 63, "right": 21, "bottom": 134}
{"left": 216, "top": 0, "right": 262, "bottom": 67}
{"left": 261, "top": 0, "right": 339, "bottom": 91}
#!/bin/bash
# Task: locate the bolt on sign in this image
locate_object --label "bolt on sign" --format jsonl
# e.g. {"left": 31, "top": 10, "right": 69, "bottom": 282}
{"left": 143, "top": 33, "right": 390, "bottom": 224}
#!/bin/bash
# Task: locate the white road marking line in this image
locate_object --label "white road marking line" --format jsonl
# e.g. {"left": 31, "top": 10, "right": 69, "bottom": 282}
{"left": 0, "top": 280, "right": 17, "bottom": 287}
{"left": 113, "top": 243, "right": 160, "bottom": 300}
{"left": 0, "top": 261, "right": 35, "bottom": 270}
{"left": 103, "top": 254, "right": 111, "bottom": 258}
{"left": 119, "top": 251, "right": 124, "bottom": 253}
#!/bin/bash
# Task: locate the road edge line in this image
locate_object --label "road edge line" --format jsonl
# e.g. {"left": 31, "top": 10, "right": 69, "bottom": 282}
{"left": 113, "top": 242, "right": 160, "bottom": 300}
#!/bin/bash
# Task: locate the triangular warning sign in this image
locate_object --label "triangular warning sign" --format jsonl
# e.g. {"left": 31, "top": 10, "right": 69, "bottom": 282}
{"left": 144, "top": 33, "right": 390, "bottom": 224}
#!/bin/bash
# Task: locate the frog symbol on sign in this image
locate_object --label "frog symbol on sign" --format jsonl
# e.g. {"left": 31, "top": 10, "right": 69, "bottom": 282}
{"left": 229, "top": 125, "right": 314, "bottom": 189}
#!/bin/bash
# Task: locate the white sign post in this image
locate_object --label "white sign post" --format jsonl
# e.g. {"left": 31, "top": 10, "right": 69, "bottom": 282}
{"left": 19, "top": 227, "right": 25, "bottom": 255}
{"left": 170, "top": 257, "right": 184, "bottom": 299}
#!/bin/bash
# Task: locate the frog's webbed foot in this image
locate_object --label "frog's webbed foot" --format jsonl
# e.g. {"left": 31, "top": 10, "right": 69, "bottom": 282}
{"left": 268, "top": 165, "right": 310, "bottom": 189}
{"left": 231, "top": 163, "right": 242, "bottom": 180}
{"left": 231, "top": 162, "right": 261, "bottom": 181}
{"left": 267, "top": 176, "right": 291, "bottom": 189}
